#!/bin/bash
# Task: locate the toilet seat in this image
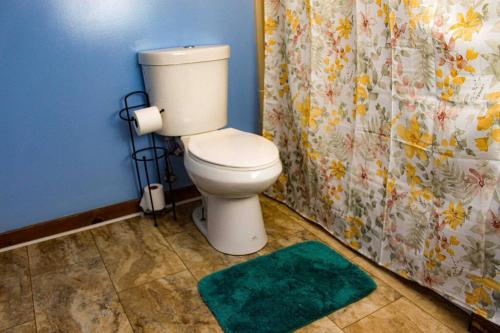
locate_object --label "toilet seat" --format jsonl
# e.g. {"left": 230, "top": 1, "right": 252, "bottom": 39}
{"left": 185, "top": 128, "right": 279, "bottom": 169}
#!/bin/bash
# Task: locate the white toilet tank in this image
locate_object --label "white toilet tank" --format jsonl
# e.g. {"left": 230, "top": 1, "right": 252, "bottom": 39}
{"left": 138, "top": 45, "right": 230, "bottom": 137}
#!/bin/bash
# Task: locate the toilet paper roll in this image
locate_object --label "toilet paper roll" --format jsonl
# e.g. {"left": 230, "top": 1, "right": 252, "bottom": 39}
{"left": 133, "top": 106, "right": 163, "bottom": 135}
{"left": 140, "top": 183, "right": 166, "bottom": 212}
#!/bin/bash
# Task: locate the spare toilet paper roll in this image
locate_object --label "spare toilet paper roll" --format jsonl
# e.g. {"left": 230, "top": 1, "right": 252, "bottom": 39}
{"left": 140, "top": 183, "right": 166, "bottom": 212}
{"left": 133, "top": 106, "right": 163, "bottom": 135}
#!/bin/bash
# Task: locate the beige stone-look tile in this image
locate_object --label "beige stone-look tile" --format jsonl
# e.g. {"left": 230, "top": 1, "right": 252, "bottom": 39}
{"left": 104, "top": 245, "right": 187, "bottom": 292}
{"left": 295, "top": 317, "right": 343, "bottom": 333}
{"left": 31, "top": 257, "right": 132, "bottom": 333}
{"left": 262, "top": 196, "right": 358, "bottom": 259}
{"left": 0, "top": 249, "right": 30, "bottom": 305}
{"left": 329, "top": 276, "right": 401, "bottom": 328}
{"left": 28, "top": 231, "right": 100, "bottom": 276}
{"left": 158, "top": 200, "right": 202, "bottom": 237}
{"left": 0, "top": 248, "right": 29, "bottom": 278}
{"left": 261, "top": 199, "right": 306, "bottom": 238}
{"left": 350, "top": 255, "right": 469, "bottom": 332}
{"left": 0, "top": 274, "right": 32, "bottom": 310}
{"left": 165, "top": 226, "right": 252, "bottom": 280}
{"left": 350, "top": 255, "right": 424, "bottom": 299}
{"left": 410, "top": 290, "right": 469, "bottom": 333}
{"left": 0, "top": 300, "right": 34, "bottom": 332}
{"left": 258, "top": 229, "right": 319, "bottom": 256}
{"left": 92, "top": 217, "right": 185, "bottom": 291}
{"left": 92, "top": 215, "right": 171, "bottom": 252}
{"left": 120, "top": 270, "right": 221, "bottom": 333}
{"left": 344, "top": 298, "right": 454, "bottom": 333}
{"left": 0, "top": 321, "right": 36, "bottom": 333}
{"left": 0, "top": 248, "right": 34, "bottom": 331}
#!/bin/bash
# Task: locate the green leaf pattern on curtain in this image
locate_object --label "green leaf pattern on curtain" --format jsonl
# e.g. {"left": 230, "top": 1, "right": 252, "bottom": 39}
{"left": 263, "top": 0, "right": 499, "bottom": 323}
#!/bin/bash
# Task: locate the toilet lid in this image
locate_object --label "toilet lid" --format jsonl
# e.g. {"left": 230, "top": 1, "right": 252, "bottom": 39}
{"left": 187, "top": 128, "right": 279, "bottom": 168}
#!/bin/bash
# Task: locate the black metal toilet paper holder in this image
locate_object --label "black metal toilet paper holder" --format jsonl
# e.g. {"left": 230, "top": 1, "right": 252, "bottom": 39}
{"left": 119, "top": 90, "right": 177, "bottom": 227}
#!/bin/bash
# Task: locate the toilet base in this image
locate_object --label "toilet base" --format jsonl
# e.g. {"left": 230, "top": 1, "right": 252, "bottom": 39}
{"left": 192, "top": 194, "right": 268, "bottom": 255}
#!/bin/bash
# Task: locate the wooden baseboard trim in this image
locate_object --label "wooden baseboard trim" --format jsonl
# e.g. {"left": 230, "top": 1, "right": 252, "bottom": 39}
{"left": 0, "top": 185, "right": 200, "bottom": 249}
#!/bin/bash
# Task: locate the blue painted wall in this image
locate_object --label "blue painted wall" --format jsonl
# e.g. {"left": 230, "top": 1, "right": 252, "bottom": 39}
{"left": 0, "top": 0, "right": 259, "bottom": 233}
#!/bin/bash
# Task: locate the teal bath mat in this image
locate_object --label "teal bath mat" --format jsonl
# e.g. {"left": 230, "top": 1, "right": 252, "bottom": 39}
{"left": 198, "top": 241, "right": 376, "bottom": 333}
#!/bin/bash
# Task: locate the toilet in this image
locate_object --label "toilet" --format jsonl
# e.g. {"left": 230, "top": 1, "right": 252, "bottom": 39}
{"left": 138, "top": 45, "right": 282, "bottom": 255}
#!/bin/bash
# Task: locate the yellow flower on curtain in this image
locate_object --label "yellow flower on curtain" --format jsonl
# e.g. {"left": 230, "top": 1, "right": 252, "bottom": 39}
{"left": 477, "top": 114, "right": 494, "bottom": 131}
{"left": 296, "top": 95, "right": 311, "bottom": 127}
{"left": 336, "top": 17, "right": 352, "bottom": 39}
{"left": 469, "top": 275, "right": 500, "bottom": 292}
{"left": 466, "top": 49, "right": 479, "bottom": 61}
{"left": 331, "top": 160, "right": 346, "bottom": 179}
{"left": 483, "top": 92, "right": 500, "bottom": 130}
{"left": 475, "top": 137, "right": 489, "bottom": 151}
{"left": 493, "top": 129, "right": 500, "bottom": 142}
{"left": 354, "top": 75, "right": 369, "bottom": 118}
{"left": 443, "top": 202, "right": 465, "bottom": 230}
{"left": 466, "top": 287, "right": 493, "bottom": 306}
{"left": 310, "top": 107, "right": 326, "bottom": 130}
{"left": 279, "top": 64, "right": 289, "bottom": 97}
{"left": 264, "top": 17, "right": 278, "bottom": 35}
{"left": 355, "top": 75, "right": 369, "bottom": 101}
{"left": 376, "top": 160, "right": 388, "bottom": 184}
{"left": 403, "top": 0, "right": 419, "bottom": 9}
{"left": 404, "top": 162, "right": 433, "bottom": 201}
{"left": 313, "top": 13, "right": 323, "bottom": 25}
{"left": 414, "top": 7, "right": 434, "bottom": 26}
{"left": 465, "top": 275, "right": 500, "bottom": 317}
{"left": 286, "top": 9, "right": 300, "bottom": 31}
{"left": 402, "top": 0, "right": 423, "bottom": 29}
{"left": 377, "top": 2, "right": 391, "bottom": 27}
{"left": 262, "top": 129, "right": 274, "bottom": 141}
{"left": 396, "top": 116, "right": 432, "bottom": 160}
{"left": 345, "top": 217, "right": 364, "bottom": 249}
{"left": 355, "top": 104, "right": 367, "bottom": 118}
{"left": 474, "top": 91, "right": 499, "bottom": 151}
{"left": 450, "top": 8, "right": 483, "bottom": 41}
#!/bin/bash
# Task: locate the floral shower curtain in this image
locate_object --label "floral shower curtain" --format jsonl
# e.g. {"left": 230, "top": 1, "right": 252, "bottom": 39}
{"left": 263, "top": 0, "right": 499, "bottom": 323}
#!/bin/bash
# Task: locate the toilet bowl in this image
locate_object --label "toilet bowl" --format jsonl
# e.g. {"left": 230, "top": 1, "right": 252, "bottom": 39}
{"left": 138, "top": 44, "right": 282, "bottom": 255}
{"left": 181, "top": 128, "right": 282, "bottom": 255}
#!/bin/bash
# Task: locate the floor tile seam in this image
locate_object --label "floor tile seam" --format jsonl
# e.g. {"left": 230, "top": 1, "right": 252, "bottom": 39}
{"left": 113, "top": 265, "right": 190, "bottom": 295}
{"left": 395, "top": 297, "right": 444, "bottom": 333}
{"left": 351, "top": 255, "right": 466, "bottom": 331}
{"left": 264, "top": 205, "right": 308, "bottom": 231}
{"left": 299, "top": 225, "right": 358, "bottom": 260}
{"left": 89, "top": 231, "right": 134, "bottom": 331}
{"left": 0, "top": 319, "right": 35, "bottom": 333}
{"left": 161, "top": 234, "right": 202, "bottom": 283}
{"left": 166, "top": 247, "right": 205, "bottom": 282}
{"left": 91, "top": 223, "right": 174, "bottom": 253}
{"left": 28, "top": 253, "right": 104, "bottom": 279}
{"left": 281, "top": 211, "right": 359, "bottom": 259}
{"left": 350, "top": 256, "right": 465, "bottom": 326}
{"left": 26, "top": 234, "right": 105, "bottom": 279}
{"left": 403, "top": 292, "right": 465, "bottom": 333}
{"left": 25, "top": 247, "right": 37, "bottom": 333}
{"left": 350, "top": 256, "right": 413, "bottom": 293}
{"left": 330, "top": 289, "right": 403, "bottom": 329}
{"left": 340, "top": 297, "right": 401, "bottom": 330}
{"left": 323, "top": 316, "right": 346, "bottom": 332}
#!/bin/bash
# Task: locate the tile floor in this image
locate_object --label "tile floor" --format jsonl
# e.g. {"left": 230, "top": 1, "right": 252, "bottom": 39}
{"left": 0, "top": 196, "right": 470, "bottom": 333}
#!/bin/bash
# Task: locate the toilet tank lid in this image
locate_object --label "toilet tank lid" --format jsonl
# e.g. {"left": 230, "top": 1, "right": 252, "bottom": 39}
{"left": 138, "top": 44, "right": 230, "bottom": 65}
